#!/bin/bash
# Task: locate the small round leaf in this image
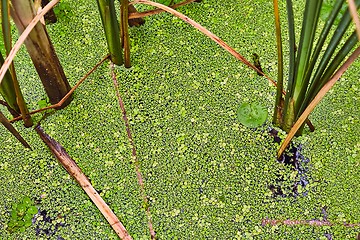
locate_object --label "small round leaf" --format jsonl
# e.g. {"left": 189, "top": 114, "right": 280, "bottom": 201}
{"left": 22, "top": 197, "right": 32, "bottom": 206}
{"left": 27, "top": 206, "right": 38, "bottom": 215}
{"left": 24, "top": 219, "right": 32, "bottom": 227}
{"left": 236, "top": 102, "right": 267, "bottom": 128}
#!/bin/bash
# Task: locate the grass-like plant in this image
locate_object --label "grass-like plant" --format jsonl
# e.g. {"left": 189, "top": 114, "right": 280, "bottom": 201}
{"left": 272, "top": 0, "right": 360, "bottom": 136}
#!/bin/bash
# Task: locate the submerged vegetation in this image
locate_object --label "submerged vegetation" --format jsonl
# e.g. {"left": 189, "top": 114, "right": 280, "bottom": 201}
{"left": 0, "top": 0, "right": 359, "bottom": 239}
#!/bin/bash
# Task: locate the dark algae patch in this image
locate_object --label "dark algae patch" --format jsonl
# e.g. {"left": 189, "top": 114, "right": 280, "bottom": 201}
{"left": 34, "top": 209, "right": 66, "bottom": 238}
{"left": 269, "top": 128, "right": 311, "bottom": 198}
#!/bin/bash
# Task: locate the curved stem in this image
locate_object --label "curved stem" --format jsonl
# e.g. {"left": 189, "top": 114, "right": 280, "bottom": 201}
{"left": 9, "top": 55, "right": 110, "bottom": 123}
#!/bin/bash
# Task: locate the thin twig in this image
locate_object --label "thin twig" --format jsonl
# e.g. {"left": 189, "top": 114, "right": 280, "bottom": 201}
{"left": 128, "top": 0, "right": 199, "bottom": 19}
{"left": 0, "top": 100, "right": 20, "bottom": 117}
{"left": 0, "top": 111, "right": 31, "bottom": 148}
{"left": 0, "top": 0, "right": 60, "bottom": 86}
{"left": 110, "top": 62, "right": 156, "bottom": 239}
{"left": 9, "top": 55, "right": 110, "bottom": 123}
{"left": 278, "top": 46, "right": 360, "bottom": 158}
{"left": 35, "top": 125, "right": 132, "bottom": 240}
{"left": 132, "top": 0, "right": 274, "bottom": 83}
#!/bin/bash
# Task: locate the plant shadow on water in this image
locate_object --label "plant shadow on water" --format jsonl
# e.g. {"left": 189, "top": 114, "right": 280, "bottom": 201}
{"left": 268, "top": 128, "right": 311, "bottom": 198}
{"left": 33, "top": 208, "right": 66, "bottom": 239}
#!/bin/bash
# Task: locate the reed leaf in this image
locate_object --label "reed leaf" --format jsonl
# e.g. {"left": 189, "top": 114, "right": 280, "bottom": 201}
{"left": 272, "top": 0, "right": 284, "bottom": 125}
{"left": 279, "top": 46, "right": 360, "bottom": 157}
{"left": 96, "top": 0, "right": 123, "bottom": 65}
{"left": 291, "top": 0, "right": 322, "bottom": 114}
{"left": 1, "top": 0, "right": 33, "bottom": 126}
{"left": 299, "top": 31, "right": 358, "bottom": 116}
{"left": 301, "top": 0, "right": 345, "bottom": 95}
{"left": 306, "top": 0, "right": 359, "bottom": 97}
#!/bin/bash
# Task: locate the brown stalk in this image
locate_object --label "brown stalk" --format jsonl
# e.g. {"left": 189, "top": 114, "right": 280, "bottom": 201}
{"left": 35, "top": 125, "right": 132, "bottom": 240}
{"left": 121, "top": 0, "right": 131, "bottom": 68}
{"left": 0, "top": 0, "right": 60, "bottom": 86}
{"left": 128, "top": 0, "right": 200, "bottom": 19}
{"left": 110, "top": 62, "right": 156, "bottom": 239}
{"left": 132, "top": 0, "right": 276, "bottom": 85}
{"left": 278, "top": 46, "right": 360, "bottom": 158}
{"left": 347, "top": 0, "right": 360, "bottom": 40}
{"left": 41, "top": 0, "right": 57, "bottom": 23}
{"left": 0, "top": 100, "right": 20, "bottom": 117}
{"left": 9, "top": 55, "right": 110, "bottom": 123}
{"left": 10, "top": 0, "right": 72, "bottom": 107}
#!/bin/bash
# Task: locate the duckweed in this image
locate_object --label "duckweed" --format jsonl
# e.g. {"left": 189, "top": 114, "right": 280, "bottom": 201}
{"left": 0, "top": 0, "right": 359, "bottom": 239}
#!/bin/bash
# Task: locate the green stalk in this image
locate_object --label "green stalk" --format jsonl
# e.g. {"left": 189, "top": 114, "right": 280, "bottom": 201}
{"left": 0, "top": 52, "right": 18, "bottom": 114}
{"left": 304, "top": 0, "right": 360, "bottom": 106}
{"left": 120, "top": 0, "right": 131, "bottom": 68}
{"left": 292, "top": 0, "right": 322, "bottom": 109}
{"left": 1, "top": 0, "right": 33, "bottom": 126}
{"left": 302, "top": 0, "right": 345, "bottom": 89}
{"left": 0, "top": 110, "right": 31, "bottom": 148}
{"left": 299, "top": 31, "right": 358, "bottom": 115}
{"left": 281, "top": 0, "right": 296, "bottom": 131}
{"left": 1, "top": 0, "right": 19, "bottom": 113}
{"left": 316, "top": 32, "right": 358, "bottom": 92}
{"left": 283, "top": 0, "right": 322, "bottom": 132}
{"left": 96, "top": 0, "right": 123, "bottom": 66}
{"left": 272, "top": 0, "right": 284, "bottom": 126}
{"left": 10, "top": 0, "right": 72, "bottom": 109}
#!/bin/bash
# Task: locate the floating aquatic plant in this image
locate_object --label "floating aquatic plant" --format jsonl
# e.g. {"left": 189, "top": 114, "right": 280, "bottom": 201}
{"left": 236, "top": 102, "right": 268, "bottom": 128}
{"left": 7, "top": 196, "right": 38, "bottom": 233}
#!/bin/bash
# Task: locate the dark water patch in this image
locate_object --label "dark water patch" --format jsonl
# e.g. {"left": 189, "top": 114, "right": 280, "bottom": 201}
{"left": 33, "top": 208, "right": 66, "bottom": 238}
{"left": 268, "top": 128, "right": 311, "bottom": 198}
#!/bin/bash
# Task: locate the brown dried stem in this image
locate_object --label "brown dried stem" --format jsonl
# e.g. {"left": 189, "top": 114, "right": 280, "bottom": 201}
{"left": 35, "top": 125, "right": 132, "bottom": 239}
{"left": 9, "top": 55, "right": 110, "bottom": 123}
{"left": 0, "top": 110, "right": 31, "bottom": 148}
{"left": 348, "top": 0, "right": 360, "bottom": 40}
{"left": 128, "top": 0, "right": 200, "bottom": 19}
{"left": 262, "top": 218, "right": 360, "bottom": 227}
{"left": 110, "top": 62, "right": 156, "bottom": 239}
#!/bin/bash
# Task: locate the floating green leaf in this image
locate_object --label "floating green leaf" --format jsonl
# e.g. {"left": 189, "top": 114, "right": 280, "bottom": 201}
{"left": 236, "top": 102, "right": 268, "bottom": 128}
{"left": 37, "top": 97, "right": 50, "bottom": 109}
{"left": 7, "top": 196, "right": 37, "bottom": 233}
{"left": 27, "top": 206, "right": 38, "bottom": 215}
{"left": 22, "top": 196, "right": 32, "bottom": 205}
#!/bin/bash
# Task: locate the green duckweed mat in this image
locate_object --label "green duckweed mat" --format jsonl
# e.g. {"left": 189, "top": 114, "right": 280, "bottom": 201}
{"left": 0, "top": 0, "right": 359, "bottom": 239}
